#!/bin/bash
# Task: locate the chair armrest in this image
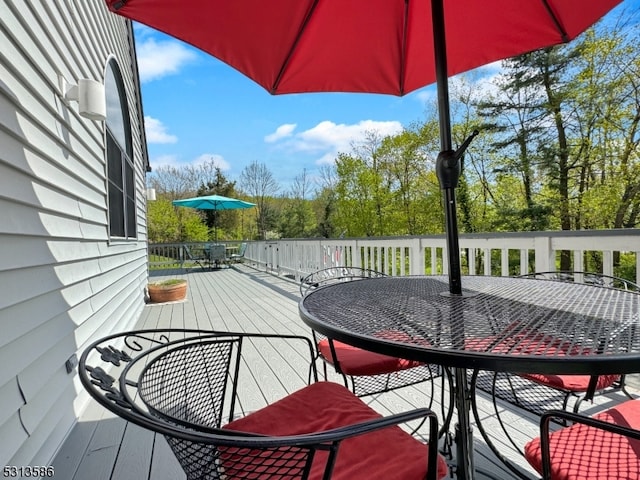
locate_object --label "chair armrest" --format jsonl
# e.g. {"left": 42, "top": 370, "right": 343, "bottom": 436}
{"left": 222, "top": 407, "right": 438, "bottom": 448}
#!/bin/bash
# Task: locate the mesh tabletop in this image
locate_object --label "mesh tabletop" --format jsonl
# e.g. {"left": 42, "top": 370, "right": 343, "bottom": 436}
{"left": 299, "top": 276, "right": 640, "bottom": 374}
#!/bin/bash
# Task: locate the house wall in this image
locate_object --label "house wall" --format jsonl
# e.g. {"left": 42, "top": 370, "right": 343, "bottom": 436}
{"left": 0, "top": 0, "right": 148, "bottom": 468}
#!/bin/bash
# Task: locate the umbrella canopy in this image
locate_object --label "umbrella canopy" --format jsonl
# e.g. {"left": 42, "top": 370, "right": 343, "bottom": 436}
{"left": 172, "top": 194, "right": 256, "bottom": 211}
{"left": 172, "top": 194, "right": 255, "bottom": 241}
{"left": 105, "top": 0, "right": 618, "bottom": 96}
{"left": 110, "top": 0, "right": 620, "bottom": 293}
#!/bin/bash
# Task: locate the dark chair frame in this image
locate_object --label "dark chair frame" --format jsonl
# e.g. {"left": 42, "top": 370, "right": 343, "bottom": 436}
{"left": 80, "top": 328, "right": 443, "bottom": 480}
{"left": 534, "top": 408, "right": 640, "bottom": 479}
{"left": 470, "top": 270, "right": 639, "bottom": 479}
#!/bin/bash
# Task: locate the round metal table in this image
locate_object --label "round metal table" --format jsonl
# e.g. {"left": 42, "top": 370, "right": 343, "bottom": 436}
{"left": 298, "top": 275, "right": 640, "bottom": 479}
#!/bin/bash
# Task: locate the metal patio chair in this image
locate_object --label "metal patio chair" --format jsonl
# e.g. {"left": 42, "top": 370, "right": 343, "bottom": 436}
{"left": 524, "top": 399, "right": 640, "bottom": 480}
{"left": 79, "top": 329, "right": 447, "bottom": 480}
{"left": 228, "top": 242, "right": 248, "bottom": 263}
{"left": 469, "top": 270, "right": 639, "bottom": 479}
{"left": 206, "top": 243, "right": 227, "bottom": 268}
{"left": 300, "top": 267, "right": 445, "bottom": 401}
{"left": 299, "top": 268, "right": 454, "bottom": 446}
{"left": 183, "top": 244, "right": 209, "bottom": 271}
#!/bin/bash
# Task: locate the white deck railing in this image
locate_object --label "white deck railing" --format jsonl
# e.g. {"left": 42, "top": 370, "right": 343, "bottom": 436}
{"left": 242, "top": 229, "right": 640, "bottom": 284}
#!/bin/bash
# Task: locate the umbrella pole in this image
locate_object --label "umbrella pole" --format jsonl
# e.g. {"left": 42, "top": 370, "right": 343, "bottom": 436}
{"left": 431, "top": 0, "right": 463, "bottom": 296}
{"left": 214, "top": 207, "right": 218, "bottom": 243}
{"left": 432, "top": 2, "right": 479, "bottom": 480}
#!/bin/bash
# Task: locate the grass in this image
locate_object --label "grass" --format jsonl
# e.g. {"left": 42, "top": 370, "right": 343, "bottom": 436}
{"left": 149, "top": 278, "right": 187, "bottom": 287}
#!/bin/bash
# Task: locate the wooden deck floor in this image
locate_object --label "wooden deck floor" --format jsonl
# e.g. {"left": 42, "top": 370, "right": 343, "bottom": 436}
{"left": 52, "top": 265, "right": 638, "bottom": 480}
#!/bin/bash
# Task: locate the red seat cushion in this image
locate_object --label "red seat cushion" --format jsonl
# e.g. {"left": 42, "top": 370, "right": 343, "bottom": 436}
{"left": 466, "top": 328, "right": 588, "bottom": 356}
{"left": 467, "top": 329, "right": 619, "bottom": 392}
{"left": 524, "top": 399, "right": 640, "bottom": 480}
{"left": 520, "top": 372, "right": 620, "bottom": 392}
{"left": 318, "top": 337, "right": 424, "bottom": 376}
{"left": 223, "top": 381, "right": 448, "bottom": 480}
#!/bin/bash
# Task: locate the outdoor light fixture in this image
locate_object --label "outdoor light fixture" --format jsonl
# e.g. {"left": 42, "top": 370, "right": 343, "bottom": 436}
{"left": 59, "top": 75, "right": 106, "bottom": 121}
{"left": 146, "top": 188, "right": 157, "bottom": 201}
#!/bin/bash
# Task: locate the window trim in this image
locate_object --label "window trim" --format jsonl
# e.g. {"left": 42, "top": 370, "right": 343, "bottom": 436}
{"left": 105, "top": 55, "right": 137, "bottom": 241}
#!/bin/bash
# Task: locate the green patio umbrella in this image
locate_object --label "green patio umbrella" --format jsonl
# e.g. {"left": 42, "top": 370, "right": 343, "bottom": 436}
{"left": 172, "top": 194, "right": 256, "bottom": 242}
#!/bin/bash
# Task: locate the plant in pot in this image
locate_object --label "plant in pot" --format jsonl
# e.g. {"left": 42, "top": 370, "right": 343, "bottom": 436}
{"left": 147, "top": 279, "right": 188, "bottom": 303}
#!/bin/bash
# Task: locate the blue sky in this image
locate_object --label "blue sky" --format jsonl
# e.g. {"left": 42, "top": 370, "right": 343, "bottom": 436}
{"left": 136, "top": 25, "right": 497, "bottom": 191}
{"left": 136, "top": 2, "right": 633, "bottom": 192}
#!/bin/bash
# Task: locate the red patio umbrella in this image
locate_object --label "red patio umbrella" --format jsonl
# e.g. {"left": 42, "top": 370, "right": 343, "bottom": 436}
{"left": 106, "top": 0, "right": 619, "bottom": 296}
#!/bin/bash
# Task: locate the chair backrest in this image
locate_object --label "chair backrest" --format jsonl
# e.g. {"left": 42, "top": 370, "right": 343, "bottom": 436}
{"left": 183, "top": 245, "right": 196, "bottom": 260}
{"left": 80, "top": 330, "right": 241, "bottom": 429}
{"left": 299, "top": 266, "right": 387, "bottom": 297}
{"left": 520, "top": 271, "right": 639, "bottom": 291}
{"left": 237, "top": 242, "right": 247, "bottom": 256}
{"left": 208, "top": 244, "right": 226, "bottom": 261}
{"left": 139, "top": 337, "right": 239, "bottom": 428}
{"left": 185, "top": 244, "right": 208, "bottom": 261}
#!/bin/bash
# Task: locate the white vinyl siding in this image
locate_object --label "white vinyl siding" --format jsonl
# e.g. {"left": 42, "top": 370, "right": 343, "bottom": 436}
{"left": 0, "top": 0, "right": 148, "bottom": 468}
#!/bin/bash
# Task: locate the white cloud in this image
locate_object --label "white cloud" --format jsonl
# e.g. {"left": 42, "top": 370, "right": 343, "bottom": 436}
{"left": 268, "top": 120, "right": 403, "bottom": 166}
{"left": 265, "top": 123, "right": 297, "bottom": 143}
{"left": 144, "top": 116, "right": 178, "bottom": 144}
{"left": 136, "top": 38, "right": 197, "bottom": 83}
{"left": 192, "top": 154, "right": 231, "bottom": 171}
{"left": 413, "top": 61, "right": 505, "bottom": 105}
{"left": 149, "top": 154, "right": 181, "bottom": 169}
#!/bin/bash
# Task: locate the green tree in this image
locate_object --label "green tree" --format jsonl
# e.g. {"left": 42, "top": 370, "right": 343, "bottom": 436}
{"left": 377, "top": 120, "right": 440, "bottom": 235}
{"left": 279, "top": 169, "right": 316, "bottom": 238}
{"left": 240, "top": 161, "right": 280, "bottom": 239}
{"left": 313, "top": 164, "right": 338, "bottom": 238}
{"left": 147, "top": 196, "right": 208, "bottom": 243}
{"left": 196, "top": 167, "right": 241, "bottom": 240}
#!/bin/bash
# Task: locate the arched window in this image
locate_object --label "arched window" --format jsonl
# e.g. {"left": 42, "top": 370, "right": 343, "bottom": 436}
{"left": 105, "top": 58, "right": 136, "bottom": 239}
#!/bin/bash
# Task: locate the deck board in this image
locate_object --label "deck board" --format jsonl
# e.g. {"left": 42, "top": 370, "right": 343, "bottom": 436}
{"left": 52, "top": 265, "right": 638, "bottom": 480}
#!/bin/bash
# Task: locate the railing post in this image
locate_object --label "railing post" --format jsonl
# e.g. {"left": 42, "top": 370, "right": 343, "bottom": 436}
{"left": 353, "top": 240, "right": 362, "bottom": 268}
{"left": 501, "top": 249, "right": 509, "bottom": 277}
{"left": 411, "top": 238, "right": 424, "bottom": 276}
{"left": 534, "top": 235, "right": 554, "bottom": 272}
{"left": 602, "top": 250, "right": 613, "bottom": 277}
{"left": 483, "top": 248, "right": 491, "bottom": 276}
{"left": 520, "top": 249, "right": 528, "bottom": 275}
{"left": 468, "top": 248, "right": 476, "bottom": 275}
{"left": 573, "top": 250, "right": 584, "bottom": 273}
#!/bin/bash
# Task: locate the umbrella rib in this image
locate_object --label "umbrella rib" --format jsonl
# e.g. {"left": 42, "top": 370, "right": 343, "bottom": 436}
{"left": 399, "top": 0, "right": 409, "bottom": 96}
{"left": 271, "top": 0, "right": 321, "bottom": 94}
{"left": 540, "top": 0, "right": 569, "bottom": 42}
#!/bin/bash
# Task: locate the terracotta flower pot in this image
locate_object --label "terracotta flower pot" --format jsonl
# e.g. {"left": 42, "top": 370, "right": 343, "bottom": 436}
{"left": 148, "top": 280, "right": 187, "bottom": 303}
